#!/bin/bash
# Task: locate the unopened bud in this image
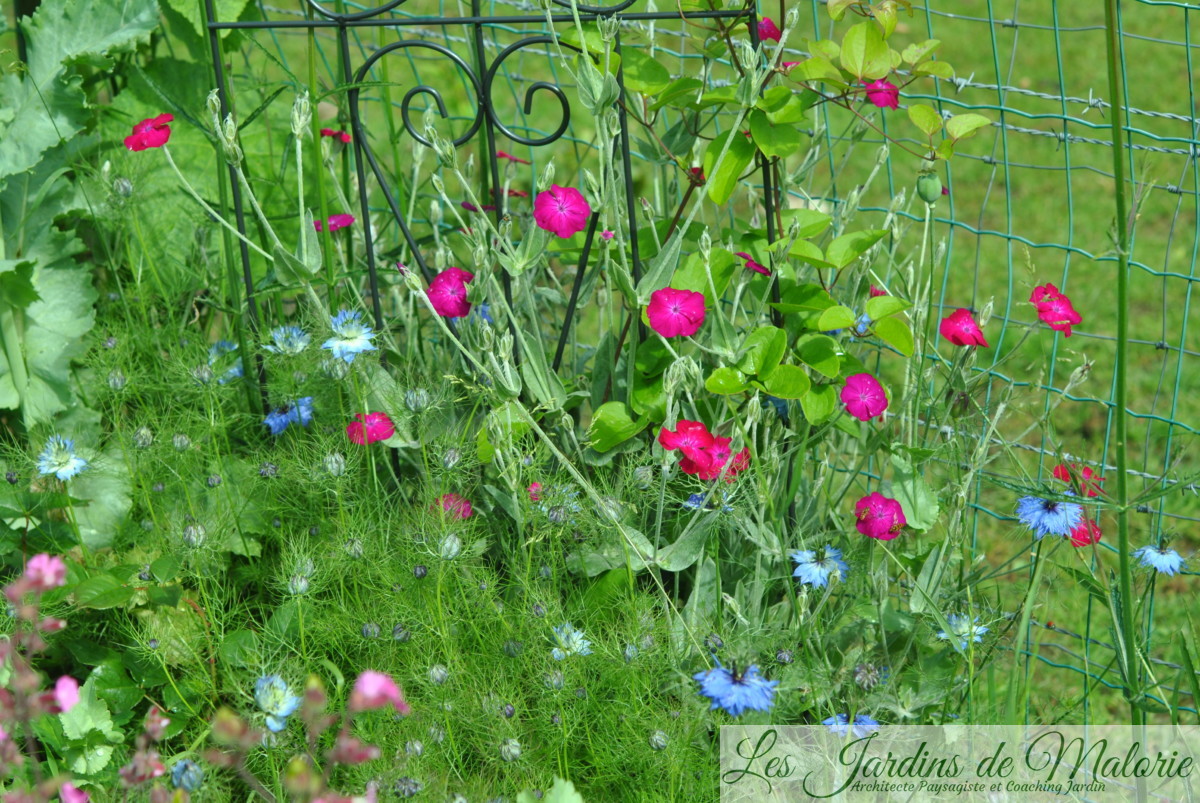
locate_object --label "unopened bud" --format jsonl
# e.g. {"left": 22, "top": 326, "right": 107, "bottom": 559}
{"left": 538, "top": 161, "right": 555, "bottom": 192}
{"left": 291, "top": 91, "right": 311, "bottom": 137}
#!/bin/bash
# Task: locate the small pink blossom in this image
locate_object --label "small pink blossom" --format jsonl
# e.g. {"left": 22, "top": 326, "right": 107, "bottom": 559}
{"left": 24, "top": 553, "right": 66, "bottom": 591}
{"left": 329, "top": 733, "right": 382, "bottom": 764}
{"left": 758, "top": 17, "right": 782, "bottom": 43}
{"left": 497, "top": 150, "right": 531, "bottom": 165}
{"left": 528, "top": 482, "right": 543, "bottom": 501}
{"left": 346, "top": 412, "right": 395, "bottom": 445}
{"left": 54, "top": 676, "right": 80, "bottom": 713}
{"left": 426, "top": 267, "right": 475, "bottom": 318}
{"left": 869, "top": 285, "right": 888, "bottom": 297}
{"left": 781, "top": 61, "right": 800, "bottom": 72}
{"left": 647, "top": 287, "right": 705, "bottom": 338}
{"left": 461, "top": 201, "right": 496, "bottom": 213}
{"left": 320, "top": 128, "right": 352, "bottom": 144}
{"left": 855, "top": 492, "right": 907, "bottom": 540}
{"left": 1030, "top": 283, "right": 1082, "bottom": 337}
{"left": 60, "top": 783, "right": 89, "bottom": 803}
{"left": 349, "top": 670, "right": 411, "bottom": 715}
{"left": 533, "top": 185, "right": 592, "bottom": 238}
{"left": 314, "top": 214, "right": 356, "bottom": 232}
{"left": 437, "top": 493, "right": 473, "bottom": 519}
{"left": 124, "top": 113, "right": 173, "bottom": 151}
{"left": 600, "top": 230, "right": 614, "bottom": 240}
{"left": 144, "top": 705, "right": 171, "bottom": 741}
{"left": 939, "top": 308, "right": 988, "bottom": 347}
{"left": 734, "top": 251, "right": 770, "bottom": 276}
{"left": 863, "top": 80, "right": 900, "bottom": 110}
{"left": 840, "top": 373, "right": 888, "bottom": 421}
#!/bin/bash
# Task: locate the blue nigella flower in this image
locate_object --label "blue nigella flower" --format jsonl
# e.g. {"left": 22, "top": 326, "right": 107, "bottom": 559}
{"left": 171, "top": 759, "right": 204, "bottom": 792}
{"left": 823, "top": 713, "right": 880, "bottom": 739}
{"left": 790, "top": 545, "right": 849, "bottom": 588}
{"left": 1133, "top": 545, "right": 1185, "bottom": 576}
{"left": 36, "top": 435, "right": 88, "bottom": 481}
{"left": 322, "top": 309, "right": 377, "bottom": 364}
{"left": 693, "top": 660, "right": 778, "bottom": 717}
{"left": 852, "top": 314, "right": 872, "bottom": 338}
{"left": 264, "top": 325, "right": 311, "bottom": 356}
{"left": 208, "top": 340, "right": 244, "bottom": 384}
{"left": 551, "top": 623, "right": 592, "bottom": 660}
{"left": 1016, "top": 494, "right": 1083, "bottom": 539}
{"left": 476, "top": 303, "right": 494, "bottom": 325}
{"left": 263, "top": 397, "right": 315, "bottom": 437}
{"left": 937, "top": 614, "right": 989, "bottom": 652}
{"left": 762, "top": 395, "right": 789, "bottom": 422}
{"left": 263, "top": 408, "right": 292, "bottom": 436}
{"left": 254, "top": 675, "right": 300, "bottom": 732}
{"left": 290, "top": 396, "right": 314, "bottom": 428}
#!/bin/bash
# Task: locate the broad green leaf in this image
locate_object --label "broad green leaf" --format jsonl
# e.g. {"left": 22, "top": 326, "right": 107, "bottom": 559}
{"left": 770, "top": 283, "right": 835, "bottom": 327}
{"left": 670, "top": 248, "right": 737, "bottom": 306}
{"left": 91, "top": 660, "right": 142, "bottom": 726}
{"left": 517, "top": 777, "right": 585, "bottom": 803}
{"left": 733, "top": 326, "right": 787, "bottom": 378}
{"left": 807, "top": 39, "right": 842, "bottom": 62}
{"left": 865, "top": 295, "right": 912, "bottom": 320}
{"left": 873, "top": 2, "right": 898, "bottom": 37}
{"left": 780, "top": 208, "right": 832, "bottom": 239}
{"left": 587, "top": 402, "right": 646, "bottom": 453}
{"left": 630, "top": 371, "right": 666, "bottom": 420}
{"left": 946, "top": 113, "right": 991, "bottom": 141}
{"left": 657, "top": 518, "right": 714, "bottom": 572}
{"left": 705, "top": 367, "right": 749, "bottom": 395}
{"left": 757, "top": 86, "right": 813, "bottom": 124}
{"left": 636, "top": 226, "right": 685, "bottom": 302}
{"left": 219, "top": 630, "right": 259, "bottom": 668}
{"left": 73, "top": 574, "right": 135, "bottom": 610}
{"left": 787, "top": 238, "right": 832, "bottom": 268}
{"left": 519, "top": 329, "right": 567, "bottom": 411}
{"left": 150, "top": 555, "right": 180, "bottom": 582}
{"left": 795, "top": 334, "right": 842, "bottom": 378}
{"left": 800, "top": 383, "right": 838, "bottom": 423}
{"left": 71, "top": 446, "right": 132, "bottom": 550}
{"left": 915, "top": 60, "right": 954, "bottom": 80}
{"left": 649, "top": 77, "right": 704, "bottom": 112}
{"left": 892, "top": 454, "right": 940, "bottom": 531}
{"left": 902, "top": 39, "right": 941, "bottom": 65}
{"left": 697, "top": 86, "right": 738, "bottom": 108}
{"left": 827, "top": 0, "right": 857, "bottom": 20}
{"left": 840, "top": 22, "right": 891, "bottom": 81}
{"left": 817, "top": 305, "right": 856, "bottom": 331}
{"left": 935, "top": 139, "right": 956, "bottom": 160}
{"left": 749, "top": 109, "right": 803, "bottom": 159}
{"left": 909, "top": 545, "right": 945, "bottom": 614}
{"left": 825, "top": 229, "right": 887, "bottom": 269}
{"left": 907, "top": 104, "right": 943, "bottom": 138}
{"left": 60, "top": 676, "right": 120, "bottom": 742}
{"left": 790, "top": 56, "right": 844, "bottom": 84}
{"left": 874, "top": 315, "right": 915, "bottom": 356}
{"left": 702, "top": 129, "right": 756, "bottom": 206}
{"left": 761, "top": 364, "right": 810, "bottom": 399}
{"left": 0, "top": 260, "right": 41, "bottom": 308}
{"left": 165, "top": 0, "right": 250, "bottom": 39}
{"left": 476, "top": 401, "right": 530, "bottom": 462}
{"left": 620, "top": 49, "right": 671, "bottom": 95}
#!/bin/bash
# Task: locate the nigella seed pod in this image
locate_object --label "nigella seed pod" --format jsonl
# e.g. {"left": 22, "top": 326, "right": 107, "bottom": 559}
{"left": 413, "top": 564, "right": 428, "bottom": 579}
{"left": 649, "top": 730, "right": 668, "bottom": 751}
{"left": 539, "top": 565, "right": 552, "bottom": 580}
{"left": 323, "top": 452, "right": 346, "bottom": 477}
{"left": 575, "top": 687, "right": 587, "bottom": 700}
{"left": 532, "top": 603, "right": 546, "bottom": 618}
{"left": 107, "top": 369, "right": 127, "bottom": 390}
{"left": 500, "top": 738, "right": 521, "bottom": 762}
{"left": 439, "top": 533, "right": 462, "bottom": 560}
{"left": 394, "top": 777, "right": 423, "bottom": 798}
{"left": 392, "top": 624, "right": 411, "bottom": 642}
{"left": 271, "top": 517, "right": 282, "bottom": 528}
{"left": 428, "top": 664, "right": 449, "bottom": 685}
{"left": 192, "top": 364, "right": 215, "bottom": 384}
{"left": 152, "top": 482, "right": 165, "bottom": 493}
{"left": 103, "top": 336, "right": 118, "bottom": 349}
{"left": 404, "top": 388, "right": 431, "bottom": 412}
{"left": 705, "top": 633, "right": 724, "bottom": 651}
{"left": 344, "top": 538, "right": 364, "bottom": 558}
{"left": 182, "top": 523, "right": 206, "bottom": 547}
{"left": 287, "top": 575, "right": 309, "bottom": 595}
{"left": 308, "top": 526, "right": 319, "bottom": 537}
{"left": 503, "top": 640, "right": 523, "bottom": 658}
{"left": 623, "top": 643, "right": 639, "bottom": 663}
{"left": 405, "top": 739, "right": 423, "bottom": 756}
{"left": 547, "top": 505, "right": 568, "bottom": 524}
{"left": 207, "top": 474, "right": 222, "bottom": 488}
{"left": 544, "top": 670, "right": 564, "bottom": 690}
{"left": 550, "top": 713, "right": 562, "bottom": 727}
{"left": 5, "top": 471, "right": 17, "bottom": 485}
{"left": 361, "top": 622, "right": 381, "bottom": 638}
{"left": 172, "top": 433, "right": 191, "bottom": 451}
{"left": 776, "top": 649, "right": 794, "bottom": 664}
{"left": 502, "top": 703, "right": 515, "bottom": 718}
{"left": 632, "top": 465, "right": 654, "bottom": 490}
{"left": 295, "top": 557, "right": 315, "bottom": 576}
{"left": 140, "top": 519, "right": 153, "bottom": 531}
{"left": 442, "top": 448, "right": 461, "bottom": 469}
{"left": 916, "top": 172, "right": 943, "bottom": 205}
{"left": 133, "top": 427, "right": 154, "bottom": 449}
{"left": 148, "top": 638, "right": 159, "bottom": 650}
{"left": 113, "top": 177, "right": 134, "bottom": 198}
{"left": 259, "top": 462, "right": 278, "bottom": 477}
{"left": 139, "top": 565, "right": 152, "bottom": 581}
{"left": 428, "top": 725, "right": 446, "bottom": 744}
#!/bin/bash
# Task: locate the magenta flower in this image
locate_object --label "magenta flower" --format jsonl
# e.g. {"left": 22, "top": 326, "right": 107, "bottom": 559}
{"left": 533, "top": 184, "right": 591, "bottom": 238}
{"left": 124, "top": 113, "right": 173, "bottom": 151}
{"left": 758, "top": 17, "right": 782, "bottom": 43}
{"left": 59, "top": 784, "right": 89, "bottom": 803}
{"left": 647, "top": 287, "right": 706, "bottom": 338}
{"left": 319, "top": 127, "right": 352, "bottom": 144}
{"left": 497, "top": 150, "right": 531, "bottom": 165}
{"left": 528, "top": 482, "right": 543, "bottom": 501}
{"left": 437, "top": 493, "right": 474, "bottom": 519}
{"left": 601, "top": 230, "right": 614, "bottom": 240}
{"left": 855, "top": 492, "right": 907, "bottom": 540}
{"left": 869, "top": 285, "right": 888, "bottom": 297}
{"left": 1030, "top": 283, "right": 1082, "bottom": 337}
{"left": 939, "top": 308, "right": 988, "bottom": 347}
{"left": 54, "top": 676, "right": 80, "bottom": 713}
{"left": 24, "top": 553, "right": 66, "bottom": 591}
{"left": 346, "top": 412, "right": 396, "bottom": 445}
{"left": 863, "top": 80, "right": 900, "bottom": 110}
{"left": 314, "top": 214, "right": 355, "bottom": 232}
{"left": 658, "top": 419, "right": 715, "bottom": 469}
{"left": 349, "top": 670, "right": 411, "bottom": 715}
{"left": 840, "top": 373, "right": 888, "bottom": 421}
{"left": 427, "top": 267, "right": 475, "bottom": 318}
{"left": 734, "top": 251, "right": 770, "bottom": 276}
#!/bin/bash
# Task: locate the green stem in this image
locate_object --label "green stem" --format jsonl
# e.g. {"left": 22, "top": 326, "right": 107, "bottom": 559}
{"left": 161, "top": 146, "right": 274, "bottom": 262}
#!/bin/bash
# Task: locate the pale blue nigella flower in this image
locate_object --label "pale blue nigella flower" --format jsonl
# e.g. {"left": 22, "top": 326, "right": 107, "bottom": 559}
{"left": 762, "top": 395, "right": 789, "bottom": 422}
{"left": 476, "top": 303, "right": 493, "bottom": 325}
{"left": 683, "top": 492, "right": 733, "bottom": 512}
{"left": 852, "top": 314, "right": 872, "bottom": 337}
{"left": 322, "top": 309, "right": 377, "bottom": 363}
{"left": 937, "top": 614, "right": 989, "bottom": 652}
{"left": 550, "top": 623, "right": 592, "bottom": 660}
{"left": 264, "top": 325, "right": 311, "bottom": 355}
{"left": 254, "top": 675, "right": 300, "bottom": 732}
{"left": 289, "top": 397, "right": 314, "bottom": 428}
{"left": 1016, "top": 494, "right": 1082, "bottom": 538}
{"left": 263, "top": 408, "right": 292, "bottom": 436}
{"left": 36, "top": 435, "right": 88, "bottom": 481}
{"left": 171, "top": 759, "right": 204, "bottom": 792}
{"left": 1133, "top": 545, "right": 1185, "bottom": 576}
{"left": 791, "top": 545, "right": 849, "bottom": 588}
{"left": 263, "top": 398, "right": 315, "bottom": 436}
{"left": 693, "top": 660, "right": 778, "bottom": 717}
{"left": 823, "top": 713, "right": 880, "bottom": 738}
{"left": 208, "top": 340, "right": 243, "bottom": 384}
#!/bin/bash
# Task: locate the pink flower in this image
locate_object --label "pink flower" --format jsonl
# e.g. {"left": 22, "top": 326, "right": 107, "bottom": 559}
{"left": 461, "top": 201, "right": 497, "bottom": 213}
{"left": 55, "top": 676, "right": 80, "bottom": 713}
{"left": 1053, "top": 463, "right": 1104, "bottom": 498}
{"left": 314, "top": 214, "right": 356, "bottom": 232}
{"left": 600, "top": 230, "right": 614, "bottom": 240}
{"left": 939, "top": 308, "right": 988, "bottom": 347}
{"left": 869, "top": 285, "right": 888, "bottom": 297}
{"left": 528, "top": 482, "right": 543, "bottom": 501}
{"left": 781, "top": 61, "right": 800, "bottom": 72}
{"left": 659, "top": 420, "right": 715, "bottom": 473}
{"left": 695, "top": 438, "right": 752, "bottom": 482}
{"left": 758, "top": 17, "right": 782, "bottom": 43}
{"left": 60, "top": 783, "right": 89, "bottom": 803}
{"left": 507, "top": 189, "right": 529, "bottom": 198}
{"left": 437, "top": 493, "right": 473, "bottom": 519}
{"left": 647, "top": 287, "right": 705, "bottom": 338}
{"left": 688, "top": 167, "right": 706, "bottom": 184}
{"left": 533, "top": 185, "right": 592, "bottom": 238}
{"left": 124, "top": 113, "right": 173, "bottom": 151}
{"left": 24, "top": 553, "right": 66, "bottom": 591}
{"left": 349, "top": 670, "right": 411, "bottom": 715}
{"left": 320, "top": 128, "right": 352, "bottom": 144}
{"left": 144, "top": 705, "right": 171, "bottom": 741}
{"left": 863, "top": 80, "right": 900, "bottom": 110}
{"left": 497, "top": 150, "right": 531, "bottom": 165}
{"left": 346, "top": 412, "right": 395, "bottom": 445}
{"left": 426, "top": 267, "right": 475, "bottom": 318}
{"left": 855, "top": 492, "right": 907, "bottom": 539}
{"left": 840, "top": 373, "right": 888, "bottom": 421}
{"left": 329, "top": 733, "right": 382, "bottom": 764}
{"left": 1069, "top": 517, "right": 1101, "bottom": 547}
{"left": 734, "top": 251, "right": 770, "bottom": 276}
{"left": 1030, "top": 283, "right": 1082, "bottom": 337}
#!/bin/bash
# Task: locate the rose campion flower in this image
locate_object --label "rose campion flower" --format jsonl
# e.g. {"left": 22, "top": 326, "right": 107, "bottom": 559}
{"left": 55, "top": 676, "right": 80, "bottom": 713}
{"left": 658, "top": 420, "right": 715, "bottom": 469}
{"left": 349, "top": 670, "right": 411, "bottom": 715}
{"left": 840, "top": 373, "right": 888, "bottom": 421}
{"left": 939, "top": 308, "right": 989, "bottom": 347}
{"left": 24, "top": 553, "right": 67, "bottom": 591}
{"left": 863, "top": 80, "right": 900, "bottom": 110}
{"left": 427, "top": 267, "right": 475, "bottom": 318}
{"left": 436, "top": 493, "right": 474, "bottom": 519}
{"left": 124, "top": 113, "right": 173, "bottom": 151}
{"left": 869, "top": 285, "right": 888, "bottom": 297}
{"left": 319, "top": 127, "right": 352, "bottom": 144}
{"left": 758, "top": 17, "right": 782, "bottom": 43}
{"left": 533, "top": 184, "right": 591, "bottom": 238}
{"left": 734, "top": 251, "right": 770, "bottom": 276}
{"left": 1070, "top": 517, "right": 1101, "bottom": 547}
{"left": 528, "top": 482, "right": 543, "bottom": 501}
{"left": 855, "top": 492, "right": 907, "bottom": 540}
{"left": 346, "top": 412, "right": 395, "bottom": 445}
{"left": 314, "top": 213, "right": 355, "bottom": 232}
{"left": 601, "top": 230, "right": 614, "bottom": 240}
{"left": 59, "top": 783, "right": 89, "bottom": 803}
{"left": 1030, "top": 283, "right": 1082, "bottom": 337}
{"left": 647, "top": 288, "right": 705, "bottom": 338}
{"left": 1053, "top": 463, "right": 1104, "bottom": 498}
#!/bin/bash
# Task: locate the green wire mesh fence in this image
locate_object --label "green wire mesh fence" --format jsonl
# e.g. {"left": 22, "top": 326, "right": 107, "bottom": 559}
{"left": 204, "top": 0, "right": 1199, "bottom": 723}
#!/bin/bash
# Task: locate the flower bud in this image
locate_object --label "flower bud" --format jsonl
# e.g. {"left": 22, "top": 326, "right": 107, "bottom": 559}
{"left": 291, "top": 91, "right": 311, "bottom": 138}
{"left": 439, "top": 533, "right": 462, "bottom": 560}
{"left": 443, "top": 448, "right": 461, "bottom": 469}
{"left": 538, "top": 161, "right": 555, "bottom": 193}
{"left": 219, "top": 114, "right": 243, "bottom": 166}
{"left": 182, "top": 523, "right": 206, "bottom": 548}
{"left": 206, "top": 89, "right": 222, "bottom": 121}
{"left": 113, "top": 177, "right": 133, "bottom": 198}
{"left": 916, "top": 172, "right": 943, "bottom": 205}
{"left": 107, "top": 368, "right": 127, "bottom": 390}
{"left": 428, "top": 664, "right": 449, "bottom": 685}
{"left": 173, "top": 433, "right": 191, "bottom": 451}
{"left": 287, "top": 574, "right": 310, "bottom": 595}
{"left": 361, "top": 622, "right": 381, "bottom": 638}
{"left": 323, "top": 452, "right": 346, "bottom": 477}
{"left": 500, "top": 738, "right": 521, "bottom": 762}
{"left": 649, "top": 730, "right": 669, "bottom": 751}
{"left": 405, "top": 388, "right": 431, "bottom": 412}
